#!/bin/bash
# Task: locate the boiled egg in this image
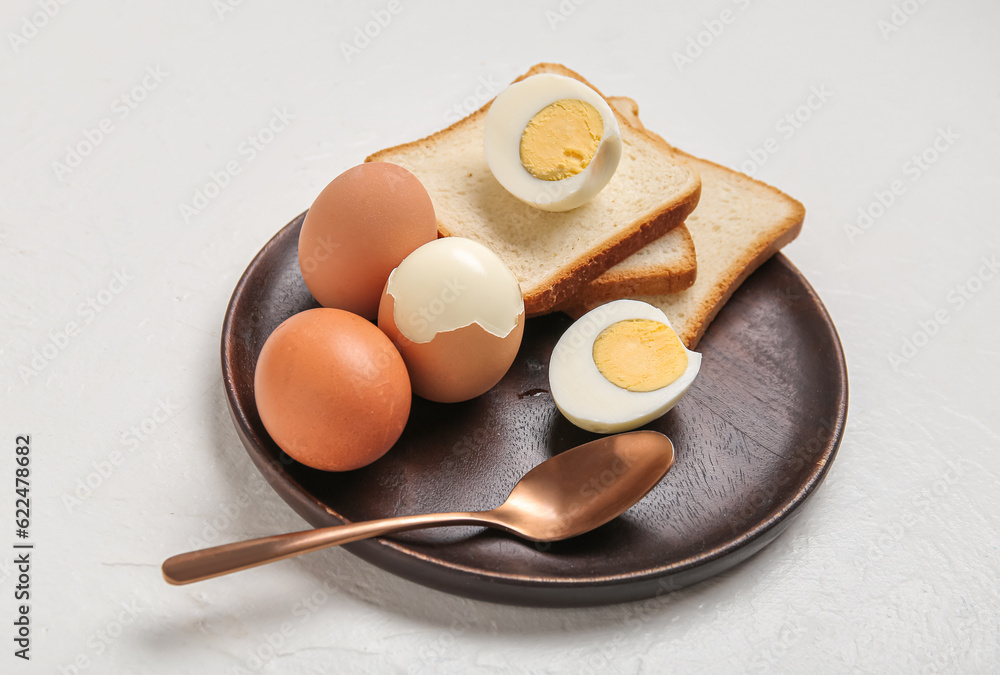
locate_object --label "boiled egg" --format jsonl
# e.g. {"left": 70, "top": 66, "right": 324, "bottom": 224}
{"left": 549, "top": 299, "right": 701, "bottom": 433}
{"left": 298, "top": 162, "right": 437, "bottom": 320}
{"left": 484, "top": 73, "right": 622, "bottom": 212}
{"left": 378, "top": 237, "right": 524, "bottom": 403}
{"left": 254, "top": 308, "right": 411, "bottom": 471}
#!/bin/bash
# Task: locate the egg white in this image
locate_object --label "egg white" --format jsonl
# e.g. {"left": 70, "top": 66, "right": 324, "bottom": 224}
{"left": 484, "top": 74, "right": 622, "bottom": 212}
{"left": 548, "top": 299, "right": 701, "bottom": 434}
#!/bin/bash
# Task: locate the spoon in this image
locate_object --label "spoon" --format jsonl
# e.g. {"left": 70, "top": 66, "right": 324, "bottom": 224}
{"left": 162, "top": 430, "right": 674, "bottom": 585}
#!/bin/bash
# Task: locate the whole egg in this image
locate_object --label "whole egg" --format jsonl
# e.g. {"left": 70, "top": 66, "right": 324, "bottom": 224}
{"left": 253, "top": 308, "right": 411, "bottom": 471}
{"left": 298, "top": 162, "right": 437, "bottom": 320}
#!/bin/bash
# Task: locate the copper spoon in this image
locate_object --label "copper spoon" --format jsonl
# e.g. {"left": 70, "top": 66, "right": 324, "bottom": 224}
{"left": 162, "top": 430, "right": 674, "bottom": 585}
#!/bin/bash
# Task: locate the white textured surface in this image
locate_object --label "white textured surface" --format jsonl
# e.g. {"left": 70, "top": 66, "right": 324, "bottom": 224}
{"left": 2, "top": 0, "right": 999, "bottom": 672}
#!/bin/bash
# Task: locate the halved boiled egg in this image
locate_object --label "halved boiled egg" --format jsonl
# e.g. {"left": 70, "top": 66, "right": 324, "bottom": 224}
{"left": 378, "top": 237, "right": 525, "bottom": 403}
{"left": 484, "top": 73, "right": 622, "bottom": 212}
{"left": 549, "top": 299, "right": 701, "bottom": 434}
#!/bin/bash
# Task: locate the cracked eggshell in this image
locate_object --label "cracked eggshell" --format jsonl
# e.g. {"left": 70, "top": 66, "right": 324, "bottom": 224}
{"left": 376, "top": 237, "right": 525, "bottom": 404}
{"left": 379, "top": 293, "right": 525, "bottom": 403}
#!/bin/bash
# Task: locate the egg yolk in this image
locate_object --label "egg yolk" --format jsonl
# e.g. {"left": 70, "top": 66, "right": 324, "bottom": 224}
{"left": 519, "top": 98, "right": 604, "bottom": 181}
{"left": 592, "top": 319, "right": 688, "bottom": 392}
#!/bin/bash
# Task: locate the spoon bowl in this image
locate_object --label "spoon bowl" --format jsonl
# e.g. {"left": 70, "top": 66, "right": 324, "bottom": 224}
{"left": 486, "top": 431, "right": 675, "bottom": 541}
{"left": 162, "top": 430, "right": 674, "bottom": 585}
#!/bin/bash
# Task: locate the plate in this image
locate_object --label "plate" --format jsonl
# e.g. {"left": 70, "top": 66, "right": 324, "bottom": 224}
{"left": 221, "top": 213, "right": 848, "bottom": 607}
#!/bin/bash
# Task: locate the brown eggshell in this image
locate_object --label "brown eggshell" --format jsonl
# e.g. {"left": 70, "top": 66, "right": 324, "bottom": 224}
{"left": 253, "top": 308, "right": 411, "bottom": 471}
{"left": 298, "top": 162, "right": 436, "bottom": 320}
{"left": 378, "top": 289, "right": 525, "bottom": 403}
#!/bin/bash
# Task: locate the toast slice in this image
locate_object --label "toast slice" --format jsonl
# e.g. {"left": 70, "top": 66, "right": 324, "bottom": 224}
{"left": 563, "top": 97, "right": 805, "bottom": 348}
{"left": 366, "top": 63, "right": 701, "bottom": 316}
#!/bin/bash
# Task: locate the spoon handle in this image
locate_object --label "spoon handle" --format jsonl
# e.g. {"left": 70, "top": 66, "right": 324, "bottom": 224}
{"left": 162, "top": 511, "right": 491, "bottom": 585}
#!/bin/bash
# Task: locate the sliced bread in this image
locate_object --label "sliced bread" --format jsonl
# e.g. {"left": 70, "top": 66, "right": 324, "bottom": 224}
{"left": 563, "top": 97, "right": 806, "bottom": 349}
{"left": 366, "top": 63, "right": 701, "bottom": 316}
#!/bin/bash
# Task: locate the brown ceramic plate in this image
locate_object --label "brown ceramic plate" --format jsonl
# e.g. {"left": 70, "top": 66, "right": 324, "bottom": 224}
{"left": 222, "top": 213, "right": 848, "bottom": 607}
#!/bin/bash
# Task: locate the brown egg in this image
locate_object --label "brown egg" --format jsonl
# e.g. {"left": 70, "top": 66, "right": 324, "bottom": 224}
{"left": 298, "top": 162, "right": 437, "bottom": 320}
{"left": 253, "top": 308, "right": 411, "bottom": 471}
{"left": 377, "top": 238, "right": 525, "bottom": 403}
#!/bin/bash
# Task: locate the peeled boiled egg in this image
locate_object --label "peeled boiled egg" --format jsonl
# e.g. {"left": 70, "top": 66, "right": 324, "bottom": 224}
{"left": 377, "top": 237, "right": 524, "bottom": 403}
{"left": 254, "top": 308, "right": 411, "bottom": 471}
{"left": 548, "top": 299, "right": 701, "bottom": 434}
{"left": 484, "top": 73, "right": 622, "bottom": 212}
{"left": 298, "top": 162, "right": 437, "bottom": 320}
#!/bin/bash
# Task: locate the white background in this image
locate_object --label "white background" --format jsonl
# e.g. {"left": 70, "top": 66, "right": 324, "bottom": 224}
{"left": 2, "top": 0, "right": 999, "bottom": 673}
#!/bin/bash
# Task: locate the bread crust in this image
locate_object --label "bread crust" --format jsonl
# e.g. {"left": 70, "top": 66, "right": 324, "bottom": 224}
{"left": 581, "top": 224, "right": 698, "bottom": 295}
{"left": 655, "top": 148, "right": 804, "bottom": 347}
{"left": 366, "top": 63, "right": 702, "bottom": 316}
